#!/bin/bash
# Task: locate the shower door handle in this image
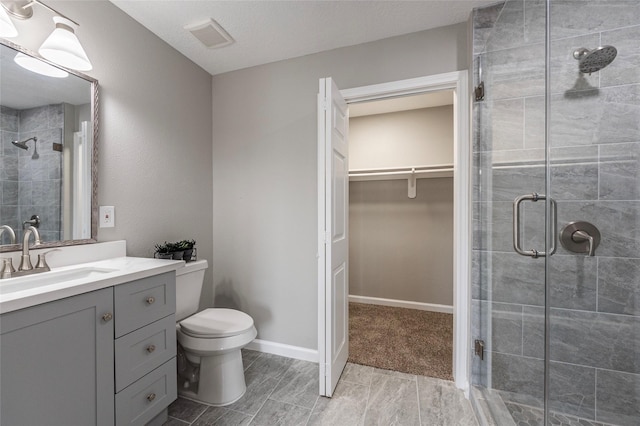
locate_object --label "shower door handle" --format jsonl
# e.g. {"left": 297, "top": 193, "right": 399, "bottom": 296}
{"left": 513, "top": 193, "right": 557, "bottom": 258}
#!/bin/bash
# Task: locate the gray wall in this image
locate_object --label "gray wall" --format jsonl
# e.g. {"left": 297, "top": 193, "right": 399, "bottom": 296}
{"left": 349, "top": 105, "right": 454, "bottom": 306}
{"left": 7, "top": 1, "right": 214, "bottom": 306}
{"left": 472, "top": 1, "right": 640, "bottom": 424}
{"left": 212, "top": 23, "right": 468, "bottom": 350}
{"left": 349, "top": 178, "right": 453, "bottom": 305}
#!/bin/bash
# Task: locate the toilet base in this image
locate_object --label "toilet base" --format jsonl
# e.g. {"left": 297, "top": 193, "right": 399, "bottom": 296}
{"left": 178, "top": 349, "right": 247, "bottom": 406}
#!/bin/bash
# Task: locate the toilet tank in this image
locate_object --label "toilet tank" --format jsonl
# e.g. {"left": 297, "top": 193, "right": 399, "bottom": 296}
{"left": 175, "top": 259, "right": 208, "bottom": 322}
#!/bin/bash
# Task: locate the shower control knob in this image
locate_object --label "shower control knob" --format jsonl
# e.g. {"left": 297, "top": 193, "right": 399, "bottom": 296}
{"left": 146, "top": 296, "right": 155, "bottom": 305}
{"left": 102, "top": 312, "right": 113, "bottom": 322}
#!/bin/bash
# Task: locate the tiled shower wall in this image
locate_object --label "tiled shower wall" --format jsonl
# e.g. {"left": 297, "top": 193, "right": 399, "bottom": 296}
{"left": 471, "top": 1, "right": 640, "bottom": 425}
{"left": 0, "top": 104, "right": 63, "bottom": 243}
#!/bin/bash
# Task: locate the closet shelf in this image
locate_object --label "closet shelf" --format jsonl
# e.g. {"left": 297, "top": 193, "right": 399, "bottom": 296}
{"left": 348, "top": 164, "right": 453, "bottom": 182}
{"left": 349, "top": 164, "right": 454, "bottom": 199}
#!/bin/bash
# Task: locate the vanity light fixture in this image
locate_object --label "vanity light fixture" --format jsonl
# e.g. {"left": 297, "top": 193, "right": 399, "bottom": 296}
{"left": 0, "top": 0, "right": 92, "bottom": 71}
{"left": 14, "top": 51, "right": 68, "bottom": 78}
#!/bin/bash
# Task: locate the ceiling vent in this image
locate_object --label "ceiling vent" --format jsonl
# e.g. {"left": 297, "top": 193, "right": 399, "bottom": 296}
{"left": 185, "top": 18, "right": 234, "bottom": 49}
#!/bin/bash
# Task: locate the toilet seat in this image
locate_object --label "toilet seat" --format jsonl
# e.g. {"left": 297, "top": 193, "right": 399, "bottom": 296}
{"left": 180, "top": 308, "right": 254, "bottom": 338}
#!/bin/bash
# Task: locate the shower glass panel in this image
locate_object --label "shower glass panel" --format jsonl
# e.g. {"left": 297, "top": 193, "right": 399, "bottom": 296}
{"left": 471, "top": 1, "right": 640, "bottom": 425}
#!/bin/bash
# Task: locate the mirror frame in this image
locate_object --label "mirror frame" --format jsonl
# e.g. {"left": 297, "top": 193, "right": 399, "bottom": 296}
{"left": 0, "top": 38, "right": 99, "bottom": 252}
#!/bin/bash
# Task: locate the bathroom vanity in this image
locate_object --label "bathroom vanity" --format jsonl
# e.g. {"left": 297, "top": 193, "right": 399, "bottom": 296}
{"left": 0, "top": 250, "right": 182, "bottom": 426}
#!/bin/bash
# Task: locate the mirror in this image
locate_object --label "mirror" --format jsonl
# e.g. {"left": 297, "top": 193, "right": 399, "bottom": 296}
{"left": 0, "top": 39, "right": 98, "bottom": 252}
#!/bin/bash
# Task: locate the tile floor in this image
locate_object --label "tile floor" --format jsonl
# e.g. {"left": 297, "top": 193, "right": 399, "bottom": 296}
{"left": 164, "top": 350, "right": 478, "bottom": 425}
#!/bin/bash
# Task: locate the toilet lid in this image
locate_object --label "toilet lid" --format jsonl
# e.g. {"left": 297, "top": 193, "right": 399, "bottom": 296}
{"left": 180, "top": 308, "right": 254, "bottom": 338}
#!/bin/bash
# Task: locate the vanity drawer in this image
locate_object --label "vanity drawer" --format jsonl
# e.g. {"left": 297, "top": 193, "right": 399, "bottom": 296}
{"left": 114, "top": 272, "right": 175, "bottom": 337}
{"left": 115, "top": 314, "right": 176, "bottom": 392}
{"left": 115, "top": 357, "right": 177, "bottom": 426}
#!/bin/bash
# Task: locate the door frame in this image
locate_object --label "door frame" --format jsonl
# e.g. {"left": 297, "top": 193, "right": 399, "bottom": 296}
{"left": 318, "top": 70, "right": 472, "bottom": 394}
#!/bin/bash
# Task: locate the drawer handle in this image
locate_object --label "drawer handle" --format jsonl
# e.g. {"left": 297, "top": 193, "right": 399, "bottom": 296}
{"left": 146, "top": 296, "right": 155, "bottom": 305}
{"left": 102, "top": 312, "right": 113, "bottom": 322}
{"left": 146, "top": 393, "right": 156, "bottom": 402}
{"left": 146, "top": 344, "right": 156, "bottom": 353}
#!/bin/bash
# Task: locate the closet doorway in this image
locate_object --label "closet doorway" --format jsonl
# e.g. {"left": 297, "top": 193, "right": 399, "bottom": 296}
{"left": 348, "top": 90, "right": 455, "bottom": 381}
{"left": 317, "top": 72, "right": 471, "bottom": 397}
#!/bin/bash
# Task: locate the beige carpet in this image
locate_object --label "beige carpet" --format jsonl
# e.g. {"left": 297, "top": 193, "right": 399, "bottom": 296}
{"left": 348, "top": 302, "right": 453, "bottom": 381}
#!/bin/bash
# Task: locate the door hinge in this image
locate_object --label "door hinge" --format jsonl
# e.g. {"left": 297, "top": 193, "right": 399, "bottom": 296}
{"left": 474, "top": 81, "right": 485, "bottom": 101}
{"left": 474, "top": 339, "right": 485, "bottom": 360}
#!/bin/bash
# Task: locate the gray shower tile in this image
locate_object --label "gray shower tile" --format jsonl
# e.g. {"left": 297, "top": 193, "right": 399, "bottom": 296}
{"left": 490, "top": 163, "right": 544, "bottom": 202}
{"left": 550, "top": 85, "right": 640, "bottom": 148}
{"left": 362, "top": 374, "right": 420, "bottom": 426}
{"left": 307, "top": 381, "right": 368, "bottom": 426}
{"left": 601, "top": 25, "right": 640, "bottom": 88}
{"left": 595, "top": 369, "right": 640, "bottom": 425}
{"left": 549, "top": 0, "right": 640, "bottom": 41}
{"left": 0, "top": 205, "right": 19, "bottom": 231}
{"left": 492, "top": 303, "right": 523, "bottom": 356}
{"left": 167, "top": 397, "right": 207, "bottom": 423}
{"left": 550, "top": 162, "right": 599, "bottom": 201}
{"left": 558, "top": 201, "right": 640, "bottom": 258}
{"left": 251, "top": 399, "right": 310, "bottom": 426}
{"left": 417, "top": 375, "right": 478, "bottom": 425}
{"left": 491, "top": 252, "right": 545, "bottom": 306}
{"left": 1, "top": 155, "right": 18, "bottom": 181}
{"left": 492, "top": 352, "right": 544, "bottom": 406}
{"left": 19, "top": 107, "right": 48, "bottom": 133}
{"left": 523, "top": 0, "right": 545, "bottom": 45}
{"left": 548, "top": 361, "right": 596, "bottom": 420}
{"left": 2, "top": 180, "right": 18, "bottom": 205}
{"left": 192, "top": 406, "right": 252, "bottom": 426}
{"left": 18, "top": 156, "right": 32, "bottom": 181}
{"left": 548, "top": 254, "right": 597, "bottom": 311}
{"left": 17, "top": 180, "right": 30, "bottom": 205}
{"left": 478, "top": 97, "right": 525, "bottom": 152}
{"left": 269, "top": 359, "right": 318, "bottom": 409}
{"left": 600, "top": 142, "right": 640, "bottom": 201}
{"left": 483, "top": 42, "right": 546, "bottom": 100}
{"left": 522, "top": 306, "right": 544, "bottom": 359}
{"left": 48, "top": 104, "right": 64, "bottom": 129}
{"left": 524, "top": 95, "right": 545, "bottom": 150}
{"left": 473, "top": 2, "right": 504, "bottom": 55}
{"left": 598, "top": 257, "right": 640, "bottom": 316}
{"left": 483, "top": 0, "right": 525, "bottom": 53}
{"left": 549, "top": 308, "right": 640, "bottom": 374}
{"left": 474, "top": 201, "right": 513, "bottom": 252}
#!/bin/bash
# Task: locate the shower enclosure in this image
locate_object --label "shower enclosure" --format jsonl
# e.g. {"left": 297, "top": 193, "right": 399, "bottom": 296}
{"left": 471, "top": 1, "right": 640, "bottom": 425}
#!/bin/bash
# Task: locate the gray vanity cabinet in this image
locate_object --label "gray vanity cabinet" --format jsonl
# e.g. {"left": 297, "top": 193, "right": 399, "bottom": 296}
{"left": 0, "top": 287, "right": 115, "bottom": 426}
{"left": 0, "top": 270, "right": 178, "bottom": 426}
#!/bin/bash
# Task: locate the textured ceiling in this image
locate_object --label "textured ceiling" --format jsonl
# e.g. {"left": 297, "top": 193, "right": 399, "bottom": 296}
{"left": 110, "top": 1, "right": 494, "bottom": 76}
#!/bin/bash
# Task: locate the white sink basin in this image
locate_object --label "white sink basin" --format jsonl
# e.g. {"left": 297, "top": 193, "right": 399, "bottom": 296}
{"left": 0, "top": 266, "right": 119, "bottom": 295}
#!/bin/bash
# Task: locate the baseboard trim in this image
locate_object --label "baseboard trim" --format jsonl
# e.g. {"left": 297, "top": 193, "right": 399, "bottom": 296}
{"left": 246, "top": 339, "right": 319, "bottom": 363}
{"left": 348, "top": 295, "right": 454, "bottom": 314}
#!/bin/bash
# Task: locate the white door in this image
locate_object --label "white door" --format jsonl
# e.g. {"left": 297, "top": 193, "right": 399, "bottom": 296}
{"left": 317, "top": 77, "right": 349, "bottom": 397}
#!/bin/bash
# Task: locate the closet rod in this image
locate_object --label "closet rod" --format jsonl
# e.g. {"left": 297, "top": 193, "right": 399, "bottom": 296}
{"left": 349, "top": 164, "right": 453, "bottom": 181}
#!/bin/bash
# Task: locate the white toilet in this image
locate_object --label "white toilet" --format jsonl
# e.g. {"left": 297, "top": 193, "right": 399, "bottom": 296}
{"left": 175, "top": 259, "right": 257, "bottom": 406}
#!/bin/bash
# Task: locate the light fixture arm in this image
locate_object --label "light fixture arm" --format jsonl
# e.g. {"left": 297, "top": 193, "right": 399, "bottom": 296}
{"left": 1, "top": 0, "right": 79, "bottom": 26}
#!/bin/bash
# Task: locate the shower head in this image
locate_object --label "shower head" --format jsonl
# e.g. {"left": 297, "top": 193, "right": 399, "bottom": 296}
{"left": 573, "top": 45, "right": 617, "bottom": 74}
{"left": 11, "top": 136, "right": 37, "bottom": 151}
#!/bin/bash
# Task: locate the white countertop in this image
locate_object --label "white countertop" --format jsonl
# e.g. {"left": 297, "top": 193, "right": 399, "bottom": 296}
{"left": 0, "top": 256, "right": 184, "bottom": 314}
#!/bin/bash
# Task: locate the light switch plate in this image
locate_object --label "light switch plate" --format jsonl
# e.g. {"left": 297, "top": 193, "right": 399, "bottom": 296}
{"left": 99, "top": 206, "right": 115, "bottom": 228}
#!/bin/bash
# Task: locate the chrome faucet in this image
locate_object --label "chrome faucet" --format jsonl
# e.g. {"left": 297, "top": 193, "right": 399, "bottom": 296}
{"left": 19, "top": 226, "right": 42, "bottom": 272}
{"left": 0, "top": 225, "right": 16, "bottom": 245}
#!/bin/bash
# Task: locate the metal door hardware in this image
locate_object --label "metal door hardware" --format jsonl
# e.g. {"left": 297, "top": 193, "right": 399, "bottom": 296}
{"left": 475, "top": 339, "right": 485, "bottom": 360}
{"left": 560, "top": 221, "right": 601, "bottom": 256}
{"left": 513, "top": 193, "right": 557, "bottom": 258}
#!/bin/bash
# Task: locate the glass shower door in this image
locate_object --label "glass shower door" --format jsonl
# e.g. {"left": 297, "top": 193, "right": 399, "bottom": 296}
{"left": 471, "top": 1, "right": 640, "bottom": 425}
{"left": 546, "top": 1, "right": 640, "bottom": 424}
